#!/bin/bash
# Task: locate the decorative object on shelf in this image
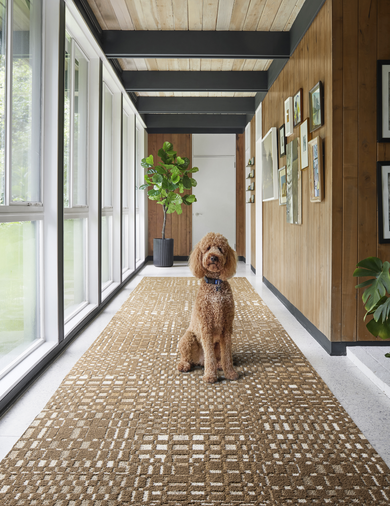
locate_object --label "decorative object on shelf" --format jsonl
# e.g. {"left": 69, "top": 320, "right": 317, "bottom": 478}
{"left": 279, "top": 124, "right": 286, "bottom": 157}
{"left": 293, "top": 88, "right": 303, "bottom": 127}
{"left": 278, "top": 166, "right": 287, "bottom": 206}
{"left": 286, "top": 137, "right": 301, "bottom": 224}
{"left": 309, "top": 81, "right": 324, "bottom": 132}
{"left": 251, "top": 195, "right": 255, "bottom": 203}
{"left": 247, "top": 184, "right": 251, "bottom": 191}
{"left": 377, "top": 162, "right": 390, "bottom": 243}
{"left": 377, "top": 61, "right": 390, "bottom": 142}
{"left": 300, "top": 119, "right": 309, "bottom": 169}
{"left": 250, "top": 182, "right": 255, "bottom": 191}
{"left": 308, "top": 136, "right": 324, "bottom": 202}
{"left": 246, "top": 169, "right": 255, "bottom": 179}
{"left": 284, "top": 97, "right": 293, "bottom": 136}
{"left": 139, "top": 141, "right": 198, "bottom": 267}
{"left": 246, "top": 157, "right": 255, "bottom": 166}
{"left": 262, "top": 127, "right": 278, "bottom": 201}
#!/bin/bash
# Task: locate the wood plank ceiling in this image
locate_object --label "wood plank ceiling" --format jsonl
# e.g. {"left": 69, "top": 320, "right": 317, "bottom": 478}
{"left": 79, "top": 0, "right": 324, "bottom": 132}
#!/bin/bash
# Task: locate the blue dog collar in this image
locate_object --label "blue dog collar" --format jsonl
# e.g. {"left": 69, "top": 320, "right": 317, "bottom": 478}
{"left": 204, "top": 276, "right": 223, "bottom": 291}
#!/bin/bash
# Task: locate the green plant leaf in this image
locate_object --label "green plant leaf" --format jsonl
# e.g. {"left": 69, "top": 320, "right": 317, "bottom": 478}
{"left": 176, "top": 156, "right": 184, "bottom": 165}
{"left": 179, "top": 183, "right": 184, "bottom": 193}
{"left": 366, "top": 317, "right": 390, "bottom": 339}
{"left": 154, "top": 165, "right": 166, "bottom": 175}
{"left": 183, "top": 175, "right": 192, "bottom": 189}
{"left": 145, "top": 154, "right": 153, "bottom": 165}
{"left": 175, "top": 204, "right": 182, "bottom": 215}
{"left": 188, "top": 166, "right": 199, "bottom": 173}
{"left": 152, "top": 173, "right": 163, "bottom": 184}
{"left": 138, "top": 183, "right": 149, "bottom": 190}
{"left": 373, "top": 296, "right": 390, "bottom": 323}
{"left": 148, "top": 189, "right": 160, "bottom": 197}
{"left": 356, "top": 257, "right": 383, "bottom": 272}
{"left": 385, "top": 353, "right": 390, "bottom": 358}
{"left": 163, "top": 141, "right": 173, "bottom": 152}
{"left": 355, "top": 279, "right": 374, "bottom": 290}
{"left": 353, "top": 268, "right": 377, "bottom": 278}
{"left": 181, "top": 157, "right": 190, "bottom": 169}
{"left": 158, "top": 148, "right": 168, "bottom": 162}
{"left": 172, "top": 174, "right": 180, "bottom": 184}
{"left": 190, "top": 178, "right": 197, "bottom": 187}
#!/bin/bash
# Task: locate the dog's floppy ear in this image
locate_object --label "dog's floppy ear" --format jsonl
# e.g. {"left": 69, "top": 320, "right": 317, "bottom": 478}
{"left": 221, "top": 245, "right": 237, "bottom": 280}
{"left": 189, "top": 241, "right": 204, "bottom": 278}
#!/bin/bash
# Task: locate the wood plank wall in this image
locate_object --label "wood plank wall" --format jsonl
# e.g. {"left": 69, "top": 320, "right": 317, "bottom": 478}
{"left": 147, "top": 133, "right": 247, "bottom": 258}
{"left": 146, "top": 134, "right": 192, "bottom": 256}
{"left": 262, "top": 0, "right": 333, "bottom": 339}
{"left": 332, "top": 0, "right": 390, "bottom": 342}
{"left": 262, "top": 0, "right": 390, "bottom": 344}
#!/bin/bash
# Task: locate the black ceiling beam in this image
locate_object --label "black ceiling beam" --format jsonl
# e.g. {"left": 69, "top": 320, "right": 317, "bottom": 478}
{"left": 144, "top": 114, "right": 247, "bottom": 130}
{"left": 123, "top": 71, "right": 267, "bottom": 92}
{"left": 102, "top": 31, "right": 290, "bottom": 59}
{"left": 137, "top": 97, "right": 255, "bottom": 114}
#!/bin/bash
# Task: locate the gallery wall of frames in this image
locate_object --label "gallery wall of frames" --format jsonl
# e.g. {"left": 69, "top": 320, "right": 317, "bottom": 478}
{"left": 0, "top": 0, "right": 147, "bottom": 411}
{"left": 261, "top": 0, "right": 390, "bottom": 346}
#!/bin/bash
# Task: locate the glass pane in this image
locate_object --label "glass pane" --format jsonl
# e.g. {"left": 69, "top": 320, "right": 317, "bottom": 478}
{"left": 63, "top": 34, "right": 71, "bottom": 207}
{"left": 64, "top": 218, "right": 86, "bottom": 319}
{"left": 0, "top": 3, "right": 6, "bottom": 206}
{"left": 12, "top": 0, "right": 42, "bottom": 203}
{"left": 103, "top": 84, "right": 112, "bottom": 208}
{"left": 73, "top": 44, "right": 88, "bottom": 206}
{"left": 101, "top": 214, "right": 112, "bottom": 289}
{"left": 122, "top": 112, "right": 129, "bottom": 208}
{"left": 122, "top": 212, "right": 128, "bottom": 271}
{"left": 0, "top": 221, "right": 40, "bottom": 372}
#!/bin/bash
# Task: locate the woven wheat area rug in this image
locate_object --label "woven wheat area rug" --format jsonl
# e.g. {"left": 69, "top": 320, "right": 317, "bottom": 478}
{"left": 1, "top": 277, "right": 389, "bottom": 505}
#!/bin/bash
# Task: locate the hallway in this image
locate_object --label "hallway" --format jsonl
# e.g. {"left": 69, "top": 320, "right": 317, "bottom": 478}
{"left": 1, "top": 261, "right": 389, "bottom": 474}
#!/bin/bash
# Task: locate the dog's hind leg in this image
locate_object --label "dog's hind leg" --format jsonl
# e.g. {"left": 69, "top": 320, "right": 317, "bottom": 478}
{"left": 178, "top": 330, "right": 197, "bottom": 372}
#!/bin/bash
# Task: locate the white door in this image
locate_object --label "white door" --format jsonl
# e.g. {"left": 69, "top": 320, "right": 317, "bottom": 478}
{"left": 191, "top": 131, "right": 237, "bottom": 252}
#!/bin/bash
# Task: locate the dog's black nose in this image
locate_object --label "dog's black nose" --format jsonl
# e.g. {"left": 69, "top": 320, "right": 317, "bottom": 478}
{"left": 210, "top": 256, "right": 217, "bottom": 262}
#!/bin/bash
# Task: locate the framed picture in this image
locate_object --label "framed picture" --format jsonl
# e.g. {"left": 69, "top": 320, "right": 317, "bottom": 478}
{"left": 262, "top": 127, "right": 278, "bottom": 201}
{"left": 377, "top": 162, "right": 390, "bottom": 242}
{"left": 309, "top": 81, "right": 324, "bottom": 132}
{"left": 284, "top": 97, "right": 293, "bottom": 136}
{"left": 278, "top": 166, "right": 287, "bottom": 206}
{"left": 279, "top": 124, "right": 286, "bottom": 156}
{"left": 377, "top": 61, "right": 390, "bottom": 142}
{"left": 300, "top": 119, "right": 309, "bottom": 169}
{"left": 293, "top": 88, "right": 303, "bottom": 127}
{"left": 286, "top": 137, "right": 301, "bottom": 224}
{"left": 308, "top": 136, "right": 324, "bottom": 202}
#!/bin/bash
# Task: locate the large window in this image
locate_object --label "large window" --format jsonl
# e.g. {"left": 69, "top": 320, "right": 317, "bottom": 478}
{"left": 0, "top": 0, "right": 42, "bottom": 376}
{"left": 122, "top": 110, "right": 135, "bottom": 274}
{"left": 102, "top": 82, "right": 113, "bottom": 291}
{"left": 63, "top": 33, "right": 89, "bottom": 322}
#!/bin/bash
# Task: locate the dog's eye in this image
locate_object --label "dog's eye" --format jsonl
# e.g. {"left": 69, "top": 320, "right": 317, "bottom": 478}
{"left": 218, "top": 247, "right": 223, "bottom": 253}
{"left": 206, "top": 246, "right": 211, "bottom": 251}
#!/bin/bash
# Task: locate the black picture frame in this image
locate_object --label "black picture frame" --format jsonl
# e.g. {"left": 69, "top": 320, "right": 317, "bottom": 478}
{"left": 377, "top": 161, "right": 390, "bottom": 243}
{"left": 279, "top": 124, "right": 286, "bottom": 157}
{"left": 293, "top": 88, "right": 303, "bottom": 127}
{"left": 309, "top": 81, "right": 324, "bottom": 133}
{"left": 377, "top": 60, "right": 390, "bottom": 142}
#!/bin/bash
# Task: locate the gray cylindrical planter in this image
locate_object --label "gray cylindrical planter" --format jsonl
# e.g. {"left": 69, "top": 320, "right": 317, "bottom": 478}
{"left": 153, "top": 238, "right": 174, "bottom": 267}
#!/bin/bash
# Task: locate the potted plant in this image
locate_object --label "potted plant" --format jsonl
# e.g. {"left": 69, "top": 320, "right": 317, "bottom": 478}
{"left": 353, "top": 256, "right": 390, "bottom": 356}
{"left": 139, "top": 141, "right": 198, "bottom": 267}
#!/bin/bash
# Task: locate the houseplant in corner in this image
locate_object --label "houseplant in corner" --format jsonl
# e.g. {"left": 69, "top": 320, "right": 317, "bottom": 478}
{"left": 139, "top": 141, "right": 198, "bottom": 267}
{"left": 353, "top": 257, "right": 390, "bottom": 356}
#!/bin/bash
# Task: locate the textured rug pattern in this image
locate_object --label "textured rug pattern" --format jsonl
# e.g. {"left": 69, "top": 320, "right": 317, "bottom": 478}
{"left": 0, "top": 277, "right": 389, "bottom": 505}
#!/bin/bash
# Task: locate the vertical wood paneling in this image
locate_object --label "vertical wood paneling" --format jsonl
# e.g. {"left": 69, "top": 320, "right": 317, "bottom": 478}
{"left": 250, "top": 116, "right": 256, "bottom": 269}
{"left": 236, "top": 133, "right": 246, "bottom": 257}
{"left": 262, "top": 1, "right": 332, "bottom": 339}
{"left": 147, "top": 134, "right": 192, "bottom": 256}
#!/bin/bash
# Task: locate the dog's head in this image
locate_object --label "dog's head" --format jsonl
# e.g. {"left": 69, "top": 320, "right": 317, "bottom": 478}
{"left": 189, "top": 232, "right": 237, "bottom": 281}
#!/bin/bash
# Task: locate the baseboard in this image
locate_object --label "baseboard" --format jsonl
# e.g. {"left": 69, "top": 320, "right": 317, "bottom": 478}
{"left": 262, "top": 277, "right": 390, "bottom": 356}
{"left": 251, "top": 265, "right": 256, "bottom": 274}
{"left": 146, "top": 255, "right": 189, "bottom": 262}
{"left": 238, "top": 256, "right": 246, "bottom": 263}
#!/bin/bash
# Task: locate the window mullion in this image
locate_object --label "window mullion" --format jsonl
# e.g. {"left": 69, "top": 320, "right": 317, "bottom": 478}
{"left": 4, "top": 0, "right": 13, "bottom": 206}
{"left": 69, "top": 38, "right": 75, "bottom": 209}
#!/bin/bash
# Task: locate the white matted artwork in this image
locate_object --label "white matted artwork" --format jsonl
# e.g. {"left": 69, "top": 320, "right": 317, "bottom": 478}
{"left": 262, "top": 127, "right": 278, "bottom": 201}
{"left": 284, "top": 97, "right": 293, "bottom": 136}
{"left": 378, "top": 162, "right": 390, "bottom": 242}
{"left": 300, "top": 119, "right": 309, "bottom": 169}
{"left": 286, "top": 137, "right": 301, "bottom": 224}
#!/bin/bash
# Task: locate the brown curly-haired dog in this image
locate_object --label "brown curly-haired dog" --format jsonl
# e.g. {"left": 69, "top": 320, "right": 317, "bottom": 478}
{"left": 177, "top": 232, "right": 239, "bottom": 383}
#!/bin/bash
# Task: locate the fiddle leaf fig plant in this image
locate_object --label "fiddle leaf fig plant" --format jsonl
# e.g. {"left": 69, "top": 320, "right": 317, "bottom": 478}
{"left": 139, "top": 141, "right": 198, "bottom": 240}
{"left": 353, "top": 257, "right": 390, "bottom": 342}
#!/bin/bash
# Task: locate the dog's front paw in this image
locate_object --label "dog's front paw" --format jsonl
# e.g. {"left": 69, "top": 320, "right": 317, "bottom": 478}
{"left": 203, "top": 374, "right": 218, "bottom": 384}
{"left": 225, "top": 369, "right": 239, "bottom": 381}
{"left": 178, "top": 361, "right": 191, "bottom": 372}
